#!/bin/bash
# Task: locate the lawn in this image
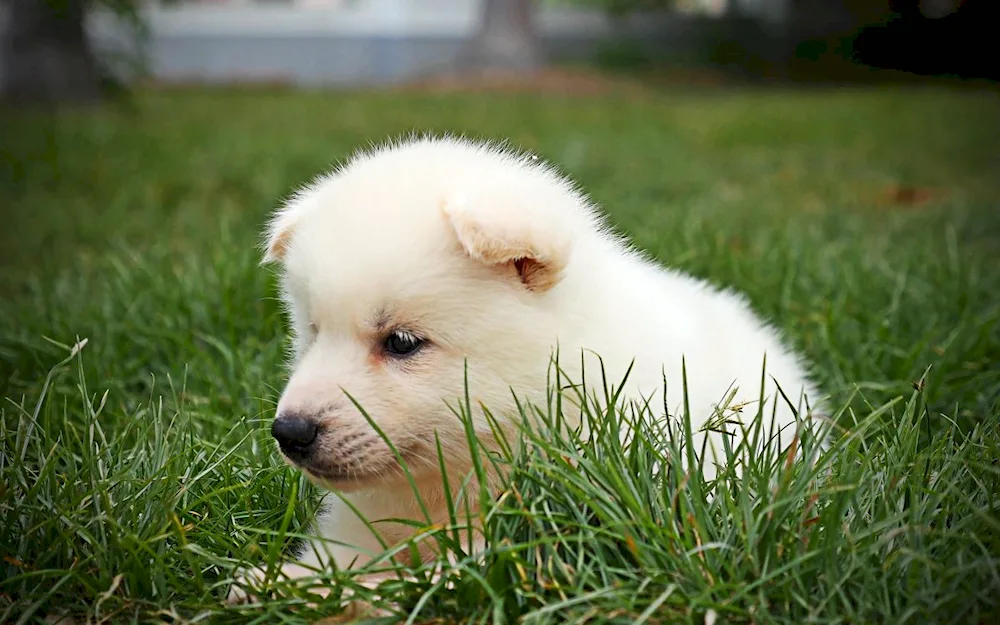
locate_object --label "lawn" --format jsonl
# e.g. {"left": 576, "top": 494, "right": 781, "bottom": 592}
{"left": 2, "top": 80, "right": 999, "bottom": 624}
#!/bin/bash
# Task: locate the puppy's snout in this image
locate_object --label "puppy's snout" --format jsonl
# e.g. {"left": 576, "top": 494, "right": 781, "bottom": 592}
{"left": 272, "top": 413, "right": 320, "bottom": 459}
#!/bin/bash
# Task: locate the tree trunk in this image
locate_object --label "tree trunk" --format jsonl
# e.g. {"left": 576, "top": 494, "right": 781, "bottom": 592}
{"left": 460, "top": 0, "right": 543, "bottom": 73}
{"left": 2, "top": 0, "right": 104, "bottom": 105}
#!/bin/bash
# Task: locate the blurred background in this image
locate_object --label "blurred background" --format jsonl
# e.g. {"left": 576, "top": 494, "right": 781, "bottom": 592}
{"left": 0, "top": 0, "right": 996, "bottom": 102}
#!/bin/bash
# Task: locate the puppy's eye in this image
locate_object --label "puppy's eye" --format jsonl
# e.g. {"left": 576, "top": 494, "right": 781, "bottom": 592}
{"left": 384, "top": 330, "right": 423, "bottom": 358}
{"left": 308, "top": 322, "right": 318, "bottom": 334}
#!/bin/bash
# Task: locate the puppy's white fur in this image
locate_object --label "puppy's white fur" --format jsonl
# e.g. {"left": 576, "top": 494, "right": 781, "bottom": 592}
{"left": 231, "top": 136, "right": 823, "bottom": 601}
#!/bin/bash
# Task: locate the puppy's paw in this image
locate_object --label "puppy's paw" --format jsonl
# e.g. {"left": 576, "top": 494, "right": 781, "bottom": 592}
{"left": 225, "top": 564, "right": 397, "bottom": 618}
{"left": 333, "top": 571, "right": 401, "bottom": 619}
{"left": 227, "top": 563, "right": 330, "bottom": 604}
{"left": 225, "top": 565, "right": 269, "bottom": 605}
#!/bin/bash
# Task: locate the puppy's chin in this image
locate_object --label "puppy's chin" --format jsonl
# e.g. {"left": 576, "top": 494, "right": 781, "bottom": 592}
{"left": 281, "top": 448, "right": 429, "bottom": 494}
{"left": 302, "top": 467, "right": 387, "bottom": 493}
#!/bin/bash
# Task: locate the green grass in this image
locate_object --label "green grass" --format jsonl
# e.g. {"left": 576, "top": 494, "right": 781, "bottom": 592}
{"left": 2, "top": 82, "right": 999, "bottom": 624}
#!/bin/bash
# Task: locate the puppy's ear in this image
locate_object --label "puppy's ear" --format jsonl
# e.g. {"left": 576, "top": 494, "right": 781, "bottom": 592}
{"left": 261, "top": 206, "right": 299, "bottom": 264}
{"left": 442, "top": 195, "right": 571, "bottom": 292}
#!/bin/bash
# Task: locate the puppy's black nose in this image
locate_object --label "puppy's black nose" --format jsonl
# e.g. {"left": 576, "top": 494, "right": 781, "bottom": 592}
{"left": 271, "top": 414, "right": 319, "bottom": 457}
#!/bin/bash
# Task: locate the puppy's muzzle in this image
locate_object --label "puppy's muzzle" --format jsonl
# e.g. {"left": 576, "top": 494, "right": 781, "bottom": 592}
{"left": 271, "top": 413, "right": 320, "bottom": 461}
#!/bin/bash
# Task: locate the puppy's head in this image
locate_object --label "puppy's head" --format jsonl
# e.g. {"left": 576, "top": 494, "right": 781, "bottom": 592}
{"left": 261, "top": 137, "right": 599, "bottom": 492}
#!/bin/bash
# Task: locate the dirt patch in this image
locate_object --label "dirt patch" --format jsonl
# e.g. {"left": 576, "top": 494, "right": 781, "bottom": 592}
{"left": 393, "top": 66, "right": 737, "bottom": 97}
{"left": 875, "top": 184, "right": 947, "bottom": 208}
{"left": 394, "top": 67, "right": 644, "bottom": 96}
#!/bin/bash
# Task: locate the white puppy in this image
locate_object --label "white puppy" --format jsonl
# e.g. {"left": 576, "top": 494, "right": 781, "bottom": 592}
{"left": 229, "top": 135, "right": 823, "bottom": 604}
